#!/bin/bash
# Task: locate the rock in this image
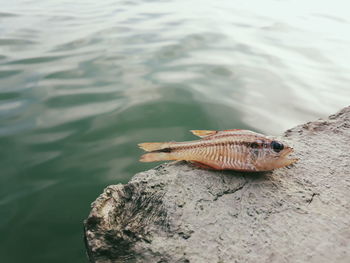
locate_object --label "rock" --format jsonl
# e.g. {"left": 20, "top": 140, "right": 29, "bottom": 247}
{"left": 84, "top": 106, "right": 350, "bottom": 263}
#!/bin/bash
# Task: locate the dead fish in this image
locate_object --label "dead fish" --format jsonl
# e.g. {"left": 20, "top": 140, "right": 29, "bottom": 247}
{"left": 138, "top": 129, "right": 298, "bottom": 172}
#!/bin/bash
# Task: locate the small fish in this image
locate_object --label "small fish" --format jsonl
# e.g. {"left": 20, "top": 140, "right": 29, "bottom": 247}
{"left": 138, "top": 129, "right": 298, "bottom": 171}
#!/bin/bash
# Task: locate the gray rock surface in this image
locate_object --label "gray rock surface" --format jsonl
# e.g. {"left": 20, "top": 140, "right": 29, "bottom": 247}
{"left": 84, "top": 106, "right": 350, "bottom": 263}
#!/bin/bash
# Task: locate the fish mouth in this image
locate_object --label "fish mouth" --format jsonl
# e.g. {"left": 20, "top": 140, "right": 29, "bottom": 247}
{"left": 280, "top": 147, "right": 294, "bottom": 157}
{"left": 279, "top": 146, "right": 299, "bottom": 166}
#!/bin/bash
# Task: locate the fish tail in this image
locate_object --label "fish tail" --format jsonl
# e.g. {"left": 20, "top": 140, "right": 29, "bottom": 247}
{"left": 139, "top": 152, "right": 174, "bottom": 162}
{"left": 138, "top": 142, "right": 170, "bottom": 152}
{"left": 138, "top": 141, "right": 176, "bottom": 162}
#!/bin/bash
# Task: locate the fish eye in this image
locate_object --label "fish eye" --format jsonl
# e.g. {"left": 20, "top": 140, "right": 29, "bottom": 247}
{"left": 271, "top": 141, "right": 284, "bottom": 152}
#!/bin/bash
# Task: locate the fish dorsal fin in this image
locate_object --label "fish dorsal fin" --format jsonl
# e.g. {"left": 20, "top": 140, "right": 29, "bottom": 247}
{"left": 219, "top": 129, "right": 265, "bottom": 137}
{"left": 222, "top": 129, "right": 243, "bottom": 133}
{"left": 191, "top": 129, "right": 264, "bottom": 138}
{"left": 190, "top": 130, "right": 217, "bottom": 138}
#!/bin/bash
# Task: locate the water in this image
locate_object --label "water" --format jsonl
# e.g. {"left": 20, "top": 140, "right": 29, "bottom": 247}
{"left": 0, "top": 0, "right": 349, "bottom": 262}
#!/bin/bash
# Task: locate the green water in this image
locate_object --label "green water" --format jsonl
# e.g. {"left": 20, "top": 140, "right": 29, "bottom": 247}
{"left": 1, "top": 0, "right": 349, "bottom": 262}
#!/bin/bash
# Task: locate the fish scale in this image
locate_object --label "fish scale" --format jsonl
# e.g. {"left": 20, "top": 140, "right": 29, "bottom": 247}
{"left": 162, "top": 136, "right": 254, "bottom": 170}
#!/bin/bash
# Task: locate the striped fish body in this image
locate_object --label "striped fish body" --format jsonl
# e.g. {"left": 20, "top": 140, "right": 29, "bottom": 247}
{"left": 139, "top": 129, "right": 297, "bottom": 172}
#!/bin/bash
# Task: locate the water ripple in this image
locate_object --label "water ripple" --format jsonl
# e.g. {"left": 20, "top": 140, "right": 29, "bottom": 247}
{"left": 0, "top": 1, "right": 350, "bottom": 262}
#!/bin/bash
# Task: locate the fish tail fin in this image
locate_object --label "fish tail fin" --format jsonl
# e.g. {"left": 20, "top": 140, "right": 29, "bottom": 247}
{"left": 138, "top": 142, "right": 170, "bottom": 152}
{"left": 138, "top": 141, "right": 177, "bottom": 162}
{"left": 139, "top": 152, "right": 174, "bottom": 162}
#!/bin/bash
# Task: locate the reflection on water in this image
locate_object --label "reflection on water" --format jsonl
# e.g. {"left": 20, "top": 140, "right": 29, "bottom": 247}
{"left": 0, "top": 0, "right": 349, "bottom": 262}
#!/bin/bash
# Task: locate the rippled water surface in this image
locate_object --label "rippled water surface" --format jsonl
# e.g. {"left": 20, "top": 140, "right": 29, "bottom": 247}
{"left": 1, "top": 0, "right": 349, "bottom": 262}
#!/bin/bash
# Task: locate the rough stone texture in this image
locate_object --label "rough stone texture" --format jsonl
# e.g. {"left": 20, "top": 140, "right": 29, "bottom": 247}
{"left": 84, "top": 106, "right": 350, "bottom": 263}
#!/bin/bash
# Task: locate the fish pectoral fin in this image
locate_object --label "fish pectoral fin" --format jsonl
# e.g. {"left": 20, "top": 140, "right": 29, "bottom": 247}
{"left": 190, "top": 130, "right": 217, "bottom": 138}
